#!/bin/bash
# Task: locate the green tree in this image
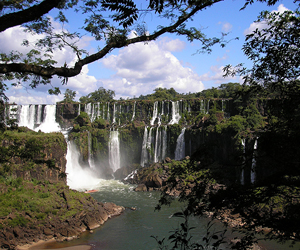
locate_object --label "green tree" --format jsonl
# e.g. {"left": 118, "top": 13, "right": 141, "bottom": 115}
{"left": 79, "top": 87, "right": 115, "bottom": 103}
{"left": 63, "top": 88, "right": 76, "bottom": 103}
{"left": 0, "top": 0, "right": 280, "bottom": 101}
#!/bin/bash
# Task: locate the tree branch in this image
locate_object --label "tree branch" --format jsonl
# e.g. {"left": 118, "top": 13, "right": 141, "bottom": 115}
{"left": 0, "top": 0, "right": 63, "bottom": 32}
{"left": 0, "top": 0, "right": 223, "bottom": 78}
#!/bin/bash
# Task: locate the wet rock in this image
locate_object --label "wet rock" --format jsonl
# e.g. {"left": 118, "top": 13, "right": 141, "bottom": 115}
{"left": 134, "top": 184, "right": 147, "bottom": 192}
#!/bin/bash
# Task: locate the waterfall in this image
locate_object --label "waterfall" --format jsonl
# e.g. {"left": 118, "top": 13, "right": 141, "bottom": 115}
{"left": 140, "top": 126, "right": 149, "bottom": 167}
{"left": 36, "top": 105, "right": 42, "bottom": 125}
{"left": 88, "top": 131, "right": 96, "bottom": 169}
{"left": 19, "top": 104, "right": 35, "bottom": 130}
{"left": 131, "top": 101, "right": 136, "bottom": 121}
{"left": 150, "top": 101, "right": 158, "bottom": 126}
{"left": 241, "top": 139, "right": 245, "bottom": 185}
{"left": 175, "top": 128, "right": 186, "bottom": 160}
{"left": 35, "top": 105, "right": 61, "bottom": 133}
{"left": 107, "top": 102, "right": 110, "bottom": 121}
{"left": 97, "top": 102, "right": 100, "bottom": 118}
{"left": 207, "top": 99, "right": 210, "bottom": 113}
{"left": 251, "top": 139, "right": 257, "bottom": 184}
{"left": 154, "top": 126, "right": 161, "bottom": 162}
{"left": 109, "top": 130, "right": 121, "bottom": 172}
{"left": 162, "top": 126, "right": 167, "bottom": 160}
{"left": 113, "top": 103, "right": 116, "bottom": 124}
{"left": 66, "top": 141, "right": 100, "bottom": 191}
{"left": 169, "top": 101, "right": 181, "bottom": 125}
{"left": 78, "top": 104, "right": 81, "bottom": 116}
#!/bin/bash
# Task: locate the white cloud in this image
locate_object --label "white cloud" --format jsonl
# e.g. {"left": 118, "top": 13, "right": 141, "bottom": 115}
{"left": 101, "top": 39, "right": 204, "bottom": 98}
{"left": 0, "top": 18, "right": 99, "bottom": 104}
{"left": 218, "top": 22, "right": 233, "bottom": 32}
{"left": 244, "top": 4, "right": 290, "bottom": 35}
{"left": 199, "top": 65, "right": 238, "bottom": 85}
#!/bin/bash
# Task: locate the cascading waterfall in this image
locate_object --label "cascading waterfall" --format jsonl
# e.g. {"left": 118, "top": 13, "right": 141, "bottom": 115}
{"left": 150, "top": 101, "right": 158, "bottom": 126}
{"left": 66, "top": 141, "right": 100, "bottom": 190}
{"left": 112, "top": 103, "right": 116, "bottom": 124}
{"left": 154, "top": 126, "right": 161, "bottom": 163}
{"left": 88, "top": 131, "right": 96, "bottom": 169}
{"left": 107, "top": 102, "right": 110, "bottom": 122}
{"left": 140, "top": 126, "right": 149, "bottom": 167}
{"left": 162, "top": 126, "right": 167, "bottom": 160}
{"left": 109, "top": 130, "right": 121, "bottom": 172}
{"left": 19, "top": 104, "right": 35, "bottom": 130}
{"left": 251, "top": 139, "right": 257, "bottom": 184}
{"left": 241, "top": 139, "right": 245, "bottom": 185}
{"left": 131, "top": 101, "right": 136, "bottom": 121}
{"left": 36, "top": 105, "right": 42, "bottom": 125}
{"left": 35, "top": 105, "right": 61, "bottom": 133}
{"left": 200, "top": 100, "right": 205, "bottom": 114}
{"left": 169, "top": 101, "right": 181, "bottom": 125}
{"left": 207, "top": 99, "right": 210, "bottom": 113}
{"left": 175, "top": 128, "right": 186, "bottom": 160}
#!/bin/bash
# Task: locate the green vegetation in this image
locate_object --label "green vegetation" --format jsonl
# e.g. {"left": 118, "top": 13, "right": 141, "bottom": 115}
{"left": 0, "top": 178, "right": 91, "bottom": 228}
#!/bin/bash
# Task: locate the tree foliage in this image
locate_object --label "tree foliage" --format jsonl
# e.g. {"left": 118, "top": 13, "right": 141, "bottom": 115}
{"left": 79, "top": 87, "right": 115, "bottom": 103}
{"left": 0, "top": 0, "right": 281, "bottom": 101}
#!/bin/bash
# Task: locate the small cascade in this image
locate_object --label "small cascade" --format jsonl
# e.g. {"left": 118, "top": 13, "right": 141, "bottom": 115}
{"left": 97, "top": 102, "right": 100, "bottom": 118}
{"left": 109, "top": 130, "right": 121, "bottom": 172}
{"left": 131, "top": 101, "right": 136, "bottom": 121}
{"left": 19, "top": 105, "right": 35, "bottom": 130}
{"left": 251, "top": 138, "right": 257, "bottom": 184}
{"left": 36, "top": 105, "right": 42, "bottom": 125}
{"left": 66, "top": 141, "right": 100, "bottom": 190}
{"left": 35, "top": 105, "right": 61, "bottom": 133}
{"left": 107, "top": 102, "right": 110, "bottom": 122}
{"left": 207, "top": 99, "right": 210, "bottom": 113}
{"left": 140, "top": 126, "right": 149, "bottom": 167}
{"left": 169, "top": 101, "right": 181, "bottom": 125}
{"left": 78, "top": 104, "right": 81, "bottom": 116}
{"left": 162, "top": 126, "right": 167, "bottom": 160}
{"left": 175, "top": 128, "right": 186, "bottom": 160}
{"left": 150, "top": 101, "right": 158, "bottom": 126}
{"left": 154, "top": 126, "right": 161, "bottom": 162}
{"left": 241, "top": 139, "right": 246, "bottom": 185}
{"left": 88, "top": 132, "right": 96, "bottom": 169}
{"left": 102, "top": 104, "right": 105, "bottom": 119}
{"left": 200, "top": 100, "right": 205, "bottom": 114}
{"left": 112, "top": 103, "right": 116, "bottom": 124}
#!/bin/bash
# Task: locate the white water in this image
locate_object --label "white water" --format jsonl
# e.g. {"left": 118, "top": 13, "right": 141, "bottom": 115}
{"left": 175, "top": 128, "right": 186, "bottom": 160}
{"left": 109, "top": 130, "right": 121, "bottom": 172}
{"left": 131, "top": 101, "right": 136, "bottom": 121}
{"left": 140, "top": 126, "right": 149, "bottom": 167}
{"left": 251, "top": 139, "right": 257, "bottom": 184}
{"left": 35, "top": 105, "right": 61, "bottom": 133}
{"left": 241, "top": 139, "right": 245, "bottom": 185}
{"left": 19, "top": 104, "right": 35, "bottom": 130}
{"left": 169, "top": 101, "right": 181, "bottom": 125}
{"left": 112, "top": 103, "right": 116, "bottom": 124}
{"left": 66, "top": 141, "right": 101, "bottom": 191}
{"left": 154, "top": 126, "right": 161, "bottom": 162}
{"left": 150, "top": 101, "right": 159, "bottom": 126}
{"left": 88, "top": 131, "right": 96, "bottom": 169}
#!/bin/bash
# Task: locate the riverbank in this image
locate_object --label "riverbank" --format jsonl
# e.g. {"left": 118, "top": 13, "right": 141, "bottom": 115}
{"left": 16, "top": 239, "right": 91, "bottom": 250}
{"left": 0, "top": 180, "right": 124, "bottom": 250}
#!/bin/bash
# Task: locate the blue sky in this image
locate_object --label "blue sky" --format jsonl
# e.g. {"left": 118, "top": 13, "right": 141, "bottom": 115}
{"left": 1, "top": 0, "right": 297, "bottom": 104}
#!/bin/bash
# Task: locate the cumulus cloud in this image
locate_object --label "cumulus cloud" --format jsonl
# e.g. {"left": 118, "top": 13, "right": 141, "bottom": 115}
{"left": 0, "top": 18, "right": 99, "bottom": 104}
{"left": 244, "top": 4, "right": 290, "bottom": 35}
{"left": 101, "top": 38, "right": 204, "bottom": 98}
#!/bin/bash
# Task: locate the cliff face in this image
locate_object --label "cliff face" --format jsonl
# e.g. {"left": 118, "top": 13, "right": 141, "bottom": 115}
{"left": 5, "top": 98, "right": 268, "bottom": 184}
{"left": 0, "top": 127, "right": 67, "bottom": 184}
